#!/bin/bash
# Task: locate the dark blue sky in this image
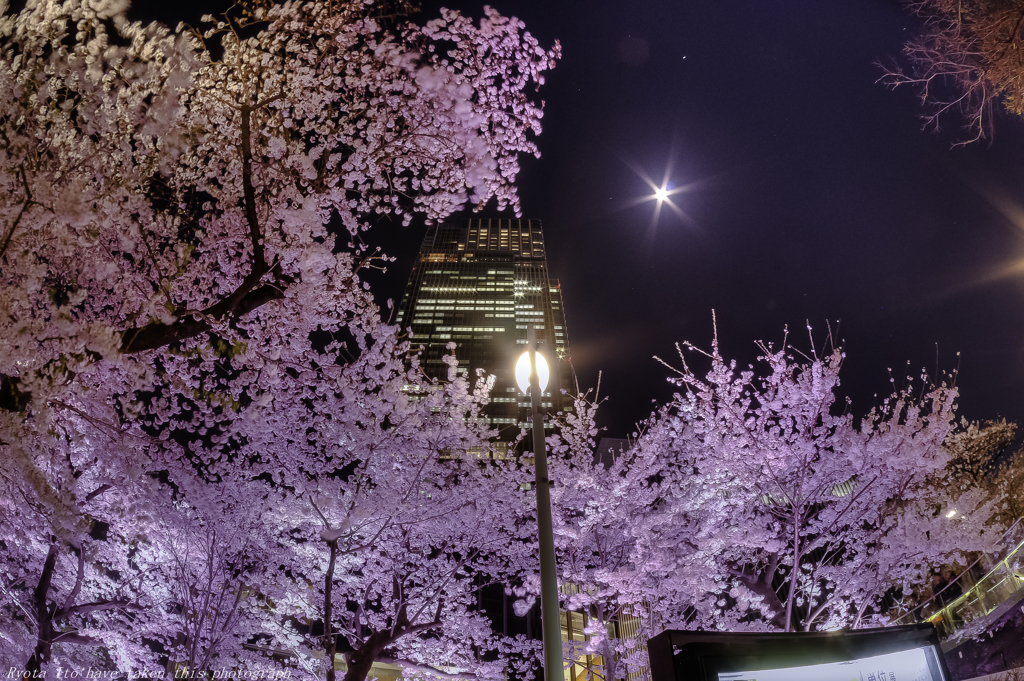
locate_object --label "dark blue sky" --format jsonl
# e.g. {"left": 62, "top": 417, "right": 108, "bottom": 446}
{"left": 135, "top": 0, "right": 1024, "bottom": 438}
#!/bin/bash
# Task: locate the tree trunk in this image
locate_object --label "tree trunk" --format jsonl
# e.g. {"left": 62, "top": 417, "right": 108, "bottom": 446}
{"left": 594, "top": 603, "right": 617, "bottom": 681}
{"left": 324, "top": 540, "right": 339, "bottom": 681}
{"left": 783, "top": 515, "right": 802, "bottom": 632}
{"left": 850, "top": 589, "right": 875, "bottom": 629}
{"left": 24, "top": 544, "right": 59, "bottom": 674}
{"left": 763, "top": 553, "right": 779, "bottom": 586}
{"left": 342, "top": 631, "right": 393, "bottom": 681}
{"left": 735, "top": 571, "right": 787, "bottom": 629}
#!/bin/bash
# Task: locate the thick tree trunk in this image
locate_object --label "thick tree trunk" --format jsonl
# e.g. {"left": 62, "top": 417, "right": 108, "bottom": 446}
{"left": 735, "top": 571, "right": 787, "bottom": 629}
{"left": 339, "top": 606, "right": 443, "bottom": 681}
{"left": 22, "top": 542, "right": 132, "bottom": 671}
{"left": 24, "top": 544, "right": 59, "bottom": 673}
{"left": 763, "top": 553, "right": 779, "bottom": 586}
{"left": 24, "top": 641, "right": 49, "bottom": 676}
{"left": 343, "top": 631, "right": 393, "bottom": 681}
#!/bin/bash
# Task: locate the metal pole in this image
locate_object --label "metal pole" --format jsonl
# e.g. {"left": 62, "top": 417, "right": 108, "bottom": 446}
{"left": 528, "top": 324, "right": 563, "bottom": 681}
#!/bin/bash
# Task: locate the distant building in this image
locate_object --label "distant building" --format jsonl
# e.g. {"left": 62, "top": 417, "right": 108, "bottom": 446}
{"left": 395, "top": 218, "right": 572, "bottom": 449}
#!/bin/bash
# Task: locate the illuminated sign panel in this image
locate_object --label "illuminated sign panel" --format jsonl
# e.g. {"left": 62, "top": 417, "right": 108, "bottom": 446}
{"left": 648, "top": 624, "right": 950, "bottom": 681}
{"left": 718, "top": 645, "right": 945, "bottom": 681}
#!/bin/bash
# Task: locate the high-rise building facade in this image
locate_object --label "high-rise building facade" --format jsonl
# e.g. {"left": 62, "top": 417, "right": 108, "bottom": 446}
{"left": 395, "top": 218, "right": 571, "bottom": 447}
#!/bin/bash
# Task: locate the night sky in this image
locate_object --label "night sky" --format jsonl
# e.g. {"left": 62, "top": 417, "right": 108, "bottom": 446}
{"left": 139, "top": 0, "right": 1024, "bottom": 439}
{"left": 392, "top": 0, "right": 1024, "bottom": 439}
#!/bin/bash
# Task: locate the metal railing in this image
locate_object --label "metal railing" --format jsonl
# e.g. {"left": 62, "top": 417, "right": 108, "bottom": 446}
{"left": 892, "top": 518, "right": 1024, "bottom": 639}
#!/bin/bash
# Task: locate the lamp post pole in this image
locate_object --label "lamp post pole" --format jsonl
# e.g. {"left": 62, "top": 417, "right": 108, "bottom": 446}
{"left": 526, "top": 324, "right": 563, "bottom": 681}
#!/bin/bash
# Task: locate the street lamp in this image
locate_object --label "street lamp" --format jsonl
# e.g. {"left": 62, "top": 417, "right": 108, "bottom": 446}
{"left": 517, "top": 325, "right": 563, "bottom": 681}
{"left": 515, "top": 349, "right": 549, "bottom": 395}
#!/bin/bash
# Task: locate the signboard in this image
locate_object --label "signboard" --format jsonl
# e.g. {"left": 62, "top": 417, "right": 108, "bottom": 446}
{"left": 648, "top": 623, "right": 950, "bottom": 681}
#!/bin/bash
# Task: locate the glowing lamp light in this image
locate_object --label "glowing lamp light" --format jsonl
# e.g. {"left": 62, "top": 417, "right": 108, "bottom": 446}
{"left": 515, "top": 350, "right": 549, "bottom": 395}
{"left": 653, "top": 186, "right": 669, "bottom": 202}
{"left": 946, "top": 509, "right": 958, "bottom": 519}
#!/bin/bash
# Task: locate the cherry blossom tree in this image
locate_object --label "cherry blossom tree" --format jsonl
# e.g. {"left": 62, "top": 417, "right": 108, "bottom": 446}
{"left": 545, "top": 323, "right": 1005, "bottom": 651}
{"left": 159, "top": 503, "right": 283, "bottom": 675}
{"left": 543, "top": 389, "right": 667, "bottom": 681}
{"left": 0, "top": 0, "right": 558, "bottom": 673}
{"left": 0, "top": 0, "right": 559, "bottom": 363}
{"left": 641, "top": 322, "right": 1002, "bottom": 632}
{"left": 222, "top": 333, "right": 541, "bottom": 681}
{"left": 0, "top": 417, "right": 178, "bottom": 673}
{"left": 3, "top": 305, "right": 548, "bottom": 676}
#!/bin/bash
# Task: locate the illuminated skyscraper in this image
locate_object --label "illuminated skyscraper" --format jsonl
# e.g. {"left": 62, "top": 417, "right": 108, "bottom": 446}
{"left": 395, "top": 218, "right": 571, "bottom": 446}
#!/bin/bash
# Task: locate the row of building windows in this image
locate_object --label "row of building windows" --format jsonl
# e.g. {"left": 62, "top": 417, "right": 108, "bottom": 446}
{"left": 431, "top": 334, "right": 494, "bottom": 339}
{"left": 413, "top": 310, "right": 514, "bottom": 317}
{"left": 423, "top": 273, "right": 515, "bottom": 280}
{"left": 416, "top": 306, "right": 516, "bottom": 311}
{"left": 420, "top": 285, "right": 516, "bottom": 291}
{"left": 417, "top": 303, "right": 515, "bottom": 309}
{"left": 417, "top": 298, "right": 514, "bottom": 305}
{"left": 421, "top": 286, "right": 515, "bottom": 293}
